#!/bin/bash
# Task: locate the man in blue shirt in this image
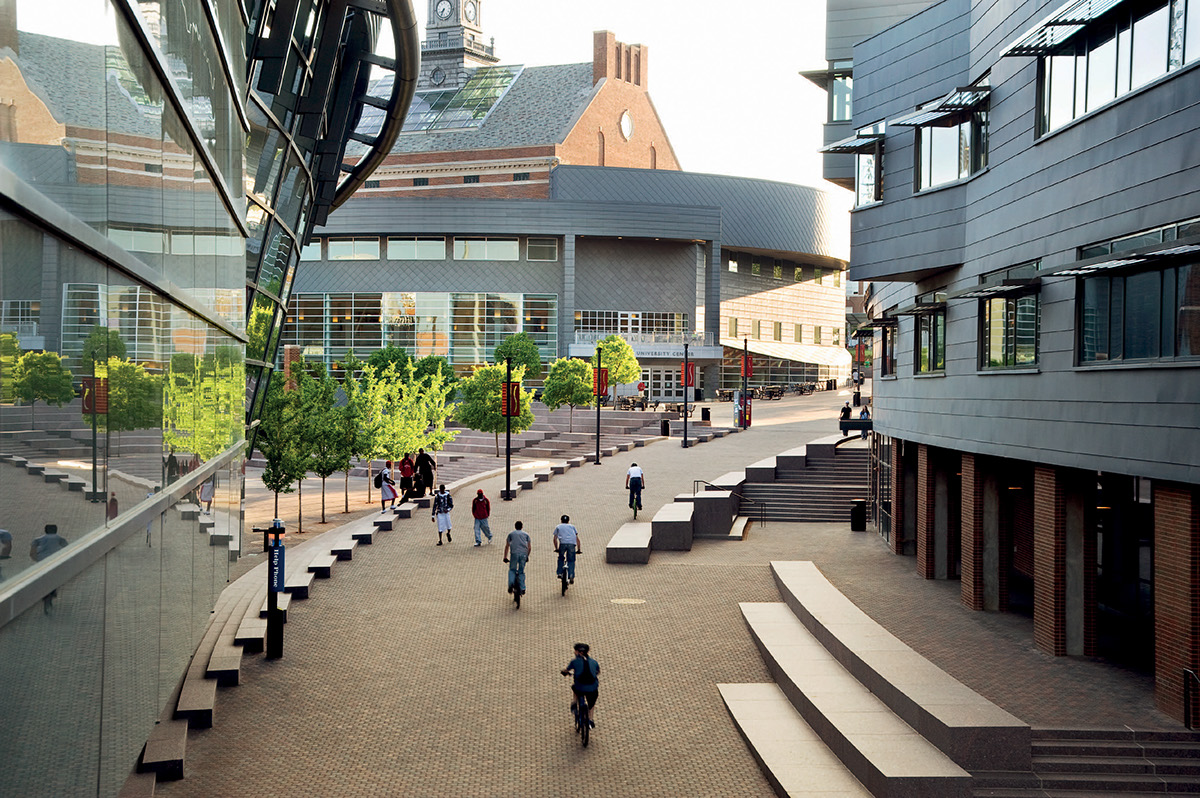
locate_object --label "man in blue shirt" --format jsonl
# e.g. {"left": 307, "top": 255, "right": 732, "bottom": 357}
{"left": 552, "top": 515, "right": 581, "bottom": 584}
{"left": 561, "top": 642, "right": 600, "bottom": 727}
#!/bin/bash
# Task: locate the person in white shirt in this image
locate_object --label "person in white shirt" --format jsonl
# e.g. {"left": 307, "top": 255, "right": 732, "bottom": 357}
{"left": 625, "top": 463, "right": 645, "bottom": 511}
{"left": 552, "top": 515, "right": 581, "bottom": 584}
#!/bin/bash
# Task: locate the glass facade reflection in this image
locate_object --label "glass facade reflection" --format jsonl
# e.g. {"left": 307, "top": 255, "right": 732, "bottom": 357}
{"left": 0, "top": 0, "right": 416, "bottom": 794}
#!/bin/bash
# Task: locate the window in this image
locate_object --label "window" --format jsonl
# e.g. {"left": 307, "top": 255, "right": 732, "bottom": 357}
{"left": 830, "top": 64, "right": 853, "bottom": 122}
{"left": 1038, "top": 0, "right": 1191, "bottom": 135}
{"left": 834, "top": 270, "right": 842, "bottom": 287}
{"left": 387, "top": 237, "right": 445, "bottom": 260}
{"left": 453, "top": 237, "right": 519, "bottom": 260}
{"left": 878, "top": 324, "right": 898, "bottom": 376}
{"left": 751, "top": 261, "right": 761, "bottom": 276}
{"left": 773, "top": 264, "right": 783, "bottom": 280}
{"left": 752, "top": 320, "right": 762, "bottom": 339}
{"left": 729, "top": 317, "right": 738, "bottom": 337}
{"left": 576, "top": 310, "right": 687, "bottom": 335}
{"left": 328, "top": 237, "right": 380, "bottom": 260}
{"left": 794, "top": 267, "right": 803, "bottom": 282}
{"left": 773, "top": 321, "right": 783, "bottom": 341}
{"left": 513, "top": 172, "right": 530, "bottom": 181}
{"left": 915, "top": 110, "right": 988, "bottom": 190}
{"left": 526, "top": 238, "right": 558, "bottom": 261}
{"left": 916, "top": 310, "right": 946, "bottom": 372}
{"left": 852, "top": 122, "right": 885, "bottom": 206}
{"left": 365, "top": 180, "right": 381, "bottom": 188}
{"left": 815, "top": 326, "right": 823, "bottom": 344}
{"left": 299, "top": 240, "right": 322, "bottom": 261}
{"left": 463, "top": 175, "right": 480, "bottom": 184}
{"left": 983, "top": 294, "right": 1040, "bottom": 367}
{"left": 794, "top": 323, "right": 803, "bottom": 342}
{"left": 413, "top": 177, "right": 429, "bottom": 186}
{"left": 1080, "top": 263, "right": 1200, "bottom": 362}
{"left": 728, "top": 257, "right": 738, "bottom": 273}
{"left": 833, "top": 328, "right": 841, "bottom": 346}
{"left": 815, "top": 267, "right": 824, "bottom": 284}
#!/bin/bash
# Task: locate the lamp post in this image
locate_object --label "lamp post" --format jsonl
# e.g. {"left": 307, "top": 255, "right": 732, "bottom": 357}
{"left": 594, "top": 348, "right": 602, "bottom": 465}
{"left": 682, "top": 342, "right": 690, "bottom": 448}
{"left": 504, "top": 357, "right": 513, "bottom": 500}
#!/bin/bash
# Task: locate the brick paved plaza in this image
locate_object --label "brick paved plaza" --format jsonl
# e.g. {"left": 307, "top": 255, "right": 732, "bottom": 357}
{"left": 154, "top": 390, "right": 1180, "bottom": 798}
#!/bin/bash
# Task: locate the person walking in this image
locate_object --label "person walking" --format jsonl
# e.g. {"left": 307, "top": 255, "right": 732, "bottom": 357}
{"left": 503, "top": 520, "right": 531, "bottom": 597}
{"left": 415, "top": 448, "right": 436, "bottom": 498}
{"left": 859, "top": 406, "right": 871, "bottom": 439}
{"left": 471, "top": 489, "right": 493, "bottom": 546}
{"left": 30, "top": 524, "right": 69, "bottom": 613}
{"left": 553, "top": 514, "right": 581, "bottom": 584}
{"left": 397, "top": 453, "right": 415, "bottom": 504}
{"left": 839, "top": 401, "right": 852, "bottom": 432}
{"left": 107, "top": 492, "right": 119, "bottom": 522}
{"left": 431, "top": 484, "right": 453, "bottom": 545}
{"left": 378, "top": 460, "right": 398, "bottom": 512}
{"left": 625, "top": 463, "right": 645, "bottom": 511}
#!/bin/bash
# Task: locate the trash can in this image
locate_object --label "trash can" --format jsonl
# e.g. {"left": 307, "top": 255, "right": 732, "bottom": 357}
{"left": 853, "top": 390, "right": 861, "bottom": 407}
{"left": 701, "top": 407, "right": 711, "bottom": 422}
{"left": 850, "top": 499, "right": 866, "bottom": 532}
{"left": 827, "top": 378, "right": 835, "bottom": 391}
{"left": 660, "top": 419, "right": 671, "bottom": 436}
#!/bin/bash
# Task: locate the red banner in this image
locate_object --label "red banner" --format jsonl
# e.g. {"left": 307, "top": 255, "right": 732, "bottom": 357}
{"left": 81, "top": 377, "right": 109, "bottom": 414}
{"left": 740, "top": 354, "right": 753, "bottom": 378}
{"left": 501, "top": 381, "right": 521, "bottom": 417}
{"left": 680, "top": 361, "right": 695, "bottom": 387}
{"left": 593, "top": 367, "right": 608, "bottom": 396}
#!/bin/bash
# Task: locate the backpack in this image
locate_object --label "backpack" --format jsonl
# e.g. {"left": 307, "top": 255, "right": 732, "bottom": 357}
{"left": 374, "top": 471, "right": 383, "bottom": 489}
{"left": 576, "top": 657, "right": 597, "bottom": 686}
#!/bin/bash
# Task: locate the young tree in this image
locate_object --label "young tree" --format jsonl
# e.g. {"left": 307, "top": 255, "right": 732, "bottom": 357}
{"left": 1, "top": 332, "right": 20, "bottom": 403}
{"left": 494, "top": 332, "right": 543, "bottom": 380}
{"left": 81, "top": 325, "right": 127, "bottom": 365}
{"left": 413, "top": 354, "right": 456, "bottom": 390}
{"left": 253, "top": 370, "right": 306, "bottom": 518}
{"left": 454, "top": 363, "right": 534, "bottom": 456}
{"left": 297, "top": 363, "right": 351, "bottom": 523}
{"left": 375, "top": 361, "right": 459, "bottom": 460}
{"left": 337, "top": 352, "right": 369, "bottom": 511}
{"left": 540, "top": 357, "right": 594, "bottom": 432}
{"left": 590, "top": 334, "right": 641, "bottom": 401}
{"left": 365, "top": 345, "right": 411, "bottom": 376}
{"left": 12, "top": 350, "right": 75, "bottom": 429}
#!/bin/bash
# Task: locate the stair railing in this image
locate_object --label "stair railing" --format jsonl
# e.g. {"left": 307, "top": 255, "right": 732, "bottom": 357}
{"left": 693, "top": 479, "right": 765, "bottom": 529}
{"left": 1186, "top": 669, "right": 1200, "bottom": 730}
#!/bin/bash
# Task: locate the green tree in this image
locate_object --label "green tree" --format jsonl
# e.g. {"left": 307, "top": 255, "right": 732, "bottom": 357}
{"left": 540, "top": 357, "right": 595, "bottom": 432}
{"left": 297, "top": 363, "right": 351, "bottom": 523}
{"left": 453, "top": 363, "right": 534, "bottom": 456}
{"left": 494, "top": 332, "right": 543, "bottom": 380}
{"left": 80, "top": 325, "right": 127, "bottom": 364}
{"left": 413, "top": 354, "right": 456, "bottom": 389}
{"left": 94, "top": 357, "right": 162, "bottom": 450}
{"left": 337, "top": 352, "right": 370, "bottom": 511}
{"left": 12, "top": 350, "right": 75, "bottom": 429}
{"left": 375, "top": 361, "right": 458, "bottom": 460}
{"left": 253, "top": 370, "right": 306, "bottom": 518}
{"left": 365, "top": 345, "right": 411, "bottom": 376}
{"left": 590, "top": 334, "right": 641, "bottom": 400}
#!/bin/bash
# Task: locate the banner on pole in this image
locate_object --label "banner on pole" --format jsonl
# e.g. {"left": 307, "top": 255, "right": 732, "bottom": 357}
{"left": 679, "top": 362, "right": 695, "bottom": 387}
{"left": 740, "top": 355, "right": 753, "bottom": 379}
{"left": 501, "top": 381, "right": 521, "bottom": 417}
{"left": 593, "top": 368, "right": 608, "bottom": 396}
{"left": 81, "top": 377, "right": 109, "bottom": 414}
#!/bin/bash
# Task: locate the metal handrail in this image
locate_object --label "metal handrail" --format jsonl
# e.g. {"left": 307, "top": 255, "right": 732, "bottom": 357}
{"left": 1186, "top": 669, "right": 1200, "bottom": 730}
{"left": 693, "top": 479, "right": 766, "bottom": 529}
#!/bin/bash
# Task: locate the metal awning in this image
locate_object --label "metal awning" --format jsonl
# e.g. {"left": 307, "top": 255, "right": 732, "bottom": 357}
{"left": 819, "top": 132, "right": 883, "bottom": 154}
{"left": 852, "top": 317, "right": 899, "bottom": 336}
{"left": 892, "top": 301, "right": 947, "bottom": 316}
{"left": 944, "top": 277, "right": 1041, "bottom": 299}
{"left": 1040, "top": 237, "right": 1200, "bottom": 277}
{"left": 1000, "top": 0, "right": 1129, "bottom": 57}
{"left": 891, "top": 87, "right": 991, "bottom": 127}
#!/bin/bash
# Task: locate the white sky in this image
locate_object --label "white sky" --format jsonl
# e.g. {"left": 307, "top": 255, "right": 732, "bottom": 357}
{"left": 420, "top": 0, "right": 841, "bottom": 192}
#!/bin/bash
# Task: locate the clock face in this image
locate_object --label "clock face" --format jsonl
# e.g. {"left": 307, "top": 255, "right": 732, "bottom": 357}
{"left": 430, "top": 67, "right": 446, "bottom": 86}
{"left": 435, "top": 0, "right": 452, "bottom": 19}
{"left": 465, "top": 1, "right": 478, "bottom": 22}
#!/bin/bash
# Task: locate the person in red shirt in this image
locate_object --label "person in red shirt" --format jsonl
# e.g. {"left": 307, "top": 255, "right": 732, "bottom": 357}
{"left": 397, "top": 454, "right": 416, "bottom": 504}
{"left": 472, "top": 489, "right": 493, "bottom": 546}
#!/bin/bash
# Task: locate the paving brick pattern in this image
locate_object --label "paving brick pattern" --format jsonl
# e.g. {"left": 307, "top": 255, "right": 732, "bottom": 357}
{"left": 156, "top": 389, "right": 1183, "bottom": 798}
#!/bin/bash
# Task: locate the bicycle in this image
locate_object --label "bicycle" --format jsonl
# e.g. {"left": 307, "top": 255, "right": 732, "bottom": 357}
{"left": 504, "top": 556, "right": 523, "bottom": 609}
{"left": 556, "top": 548, "right": 569, "bottom": 595}
{"left": 572, "top": 691, "right": 591, "bottom": 747}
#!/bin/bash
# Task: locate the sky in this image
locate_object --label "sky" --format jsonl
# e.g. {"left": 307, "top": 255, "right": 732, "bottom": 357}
{"left": 412, "top": 0, "right": 842, "bottom": 192}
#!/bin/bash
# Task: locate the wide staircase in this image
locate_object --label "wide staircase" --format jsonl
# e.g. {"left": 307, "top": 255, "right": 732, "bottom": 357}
{"left": 738, "top": 439, "right": 869, "bottom": 522}
{"left": 439, "top": 402, "right": 669, "bottom": 458}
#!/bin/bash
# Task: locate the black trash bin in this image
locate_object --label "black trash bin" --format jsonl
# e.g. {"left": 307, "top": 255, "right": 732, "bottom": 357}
{"left": 853, "top": 390, "right": 861, "bottom": 407}
{"left": 701, "top": 407, "right": 711, "bottom": 422}
{"left": 850, "top": 499, "right": 867, "bottom": 532}
{"left": 660, "top": 419, "right": 671, "bottom": 436}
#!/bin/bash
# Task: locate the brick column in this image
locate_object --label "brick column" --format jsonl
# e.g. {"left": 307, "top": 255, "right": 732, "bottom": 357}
{"left": 916, "top": 444, "right": 935, "bottom": 578}
{"left": 1033, "top": 466, "right": 1067, "bottom": 655}
{"left": 283, "top": 345, "right": 302, "bottom": 390}
{"left": 961, "top": 454, "right": 985, "bottom": 610}
{"left": 1154, "top": 483, "right": 1200, "bottom": 724}
{"left": 889, "top": 440, "right": 905, "bottom": 555}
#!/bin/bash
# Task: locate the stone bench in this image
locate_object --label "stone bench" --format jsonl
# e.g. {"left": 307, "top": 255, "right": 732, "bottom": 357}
{"left": 372, "top": 517, "right": 393, "bottom": 531}
{"left": 307, "top": 553, "right": 338, "bottom": 579}
{"left": 534, "top": 470, "right": 551, "bottom": 483}
{"left": 64, "top": 478, "right": 86, "bottom": 491}
{"left": 177, "top": 504, "right": 200, "bottom": 521}
{"left": 769, "top": 561, "right": 1030, "bottom": 773}
{"left": 392, "top": 502, "right": 416, "bottom": 519}
{"left": 605, "top": 522, "right": 652, "bottom": 564}
{"left": 517, "top": 477, "right": 536, "bottom": 490}
{"left": 567, "top": 457, "right": 584, "bottom": 468}
{"left": 351, "top": 529, "right": 374, "bottom": 545}
{"left": 42, "top": 470, "right": 68, "bottom": 484}
{"left": 25, "top": 462, "right": 46, "bottom": 475}
{"left": 650, "top": 501, "right": 694, "bottom": 551}
{"left": 550, "top": 464, "right": 567, "bottom": 475}
{"left": 284, "top": 569, "right": 315, "bottom": 599}
{"left": 259, "top": 591, "right": 293, "bottom": 622}
{"left": 330, "top": 537, "right": 359, "bottom": 561}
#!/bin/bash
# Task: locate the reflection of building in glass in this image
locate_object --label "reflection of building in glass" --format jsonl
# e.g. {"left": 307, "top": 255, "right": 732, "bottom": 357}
{"left": 0, "top": 1, "right": 418, "bottom": 795}
{"left": 809, "top": 0, "right": 1200, "bottom": 724}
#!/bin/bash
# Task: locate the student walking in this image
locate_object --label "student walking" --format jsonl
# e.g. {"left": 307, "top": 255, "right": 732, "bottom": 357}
{"left": 431, "top": 484, "right": 453, "bottom": 545}
{"left": 472, "top": 489, "right": 493, "bottom": 546}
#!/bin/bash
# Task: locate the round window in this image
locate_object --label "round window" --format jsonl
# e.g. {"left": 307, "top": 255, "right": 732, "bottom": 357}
{"left": 619, "top": 111, "right": 634, "bottom": 140}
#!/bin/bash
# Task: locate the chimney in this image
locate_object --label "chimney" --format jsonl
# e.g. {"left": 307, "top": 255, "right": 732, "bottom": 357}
{"left": 593, "top": 30, "right": 647, "bottom": 88}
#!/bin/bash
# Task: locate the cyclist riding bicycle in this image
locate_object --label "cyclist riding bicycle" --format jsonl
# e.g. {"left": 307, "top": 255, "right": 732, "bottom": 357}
{"left": 553, "top": 515, "right": 581, "bottom": 584}
{"left": 561, "top": 642, "right": 599, "bottom": 727}
{"left": 626, "top": 463, "right": 645, "bottom": 511}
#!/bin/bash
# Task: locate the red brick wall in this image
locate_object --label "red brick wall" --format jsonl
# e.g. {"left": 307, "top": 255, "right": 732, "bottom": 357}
{"left": 916, "top": 444, "right": 935, "bottom": 578}
{"left": 890, "top": 440, "right": 905, "bottom": 555}
{"left": 559, "top": 71, "right": 681, "bottom": 171}
{"left": 1153, "top": 483, "right": 1200, "bottom": 723}
{"left": 1033, "top": 466, "right": 1067, "bottom": 655}
{"left": 961, "top": 453, "right": 985, "bottom": 610}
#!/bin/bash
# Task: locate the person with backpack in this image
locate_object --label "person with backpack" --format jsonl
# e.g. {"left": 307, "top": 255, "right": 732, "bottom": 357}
{"left": 431, "top": 484, "right": 453, "bottom": 545}
{"left": 561, "top": 642, "right": 600, "bottom": 727}
{"left": 376, "top": 460, "right": 397, "bottom": 512}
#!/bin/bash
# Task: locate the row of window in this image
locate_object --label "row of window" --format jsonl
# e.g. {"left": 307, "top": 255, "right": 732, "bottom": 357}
{"left": 574, "top": 310, "right": 688, "bottom": 335}
{"left": 364, "top": 173, "right": 534, "bottom": 188}
{"left": 299, "top": 236, "right": 560, "bottom": 262}
{"left": 727, "top": 317, "right": 842, "bottom": 346}
{"left": 727, "top": 254, "right": 843, "bottom": 287}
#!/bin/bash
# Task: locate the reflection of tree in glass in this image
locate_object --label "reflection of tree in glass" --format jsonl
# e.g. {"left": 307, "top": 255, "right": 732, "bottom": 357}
{"left": 0, "top": 333, "right": 18, "bottom": 403}
{"left": 455, "top": 363, "right": 534, "bottom": 456}
{"left": 84, "top": 357, "right": 162, "bottom": 450}
{"left": 163, "top": 346, "right": 244, "bottom": 462}
{"left": 81, "top": 325, "right": 127, "bottom": 364}
{"left": 12, "top": 350, "right": 75, "bottom": 429}
{"left": 541, "top": 357, "right": 595, "bottom": 432}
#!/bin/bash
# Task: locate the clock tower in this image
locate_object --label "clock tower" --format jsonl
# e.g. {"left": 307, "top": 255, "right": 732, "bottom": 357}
{"left": 420, "top": 0, "right": 499, "bottom": 90}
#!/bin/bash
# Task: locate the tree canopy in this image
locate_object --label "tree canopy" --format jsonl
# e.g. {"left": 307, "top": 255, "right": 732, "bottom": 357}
{"left": 493, "top": 332, "right": 543, "bottom": 380}
{"left": 365, "top": 345, "right": 411, "bottom": 377}
{"left": 13, "top": 350, "right": 75, "bottom": 409}
{"left": 590, "top": 334, "right": 641, "bottom": 388}
{"left": 453, "top": 363, "right": 534, "bottom": 455}
{"left": 540, "top": 357, "right": 594, "bottom": 432}
{"left": 81, "top": 325, "right": 127, "bottom": 364}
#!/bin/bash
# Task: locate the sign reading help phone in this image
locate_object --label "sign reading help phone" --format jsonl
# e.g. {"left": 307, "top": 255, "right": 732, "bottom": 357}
{"left": 269, "top": 540, "right": 285, "bottom": 592}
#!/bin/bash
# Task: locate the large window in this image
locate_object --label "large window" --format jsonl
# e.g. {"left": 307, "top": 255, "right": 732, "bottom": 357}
{"left": 857, "top": 145, "right": 882, "bottom": 206}
{"left": 453, "top": 237, "right": 519, "bottom": 260}
{"left": 916, "top": 310, "right": 946, "bottom": 373}
{"left": 1039, "top": 0, "right": 1195, "bottom": 134}
{"left": 527, "top": 237, "right": 558, "bottom": 261}
{"left": 328, "top": 237, "right": 380, "bottom": 260}
{"left": 1080, "top": 263, "right": 1200, "bottom": 362}
{"left": 387, "top": 237, "right": 445, "bottom": 260}
{"left": 916, "top": 111, "right": 988, "bottom": 190}
{"left": 983, "top": 294, "right": 1040, "bottom": 367}
{"left": 575, "top": 310, "right": 688, "bottom": 335}
{"left": 830, "top": 62, "right": 853, "bottom": 122}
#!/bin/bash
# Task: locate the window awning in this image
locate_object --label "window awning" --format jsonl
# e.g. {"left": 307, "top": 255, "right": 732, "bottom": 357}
{"left": 999, "top": 0, "right": 1130, "bottom": 57}
{"left": 944, "top": 277, "right": 1041, "bottom": 299}
{"left": 892, "top": 301, "right": 947, "bottom": 316}
{"left": 819, "top": 132, "right": 883, "bottom": 154}
{"left": 851, "top": 316, "right": 899, "bottom": 336}
{"left": 1040, "top": 238, "right": 1200, "bottom": 277}
{"left": 891, "top": 87, "right": 992, "bottom": 127}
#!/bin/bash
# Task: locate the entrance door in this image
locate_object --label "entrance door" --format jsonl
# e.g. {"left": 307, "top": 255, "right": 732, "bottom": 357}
{"left": 644, "top": 367, "right": 682, "bottom": 401}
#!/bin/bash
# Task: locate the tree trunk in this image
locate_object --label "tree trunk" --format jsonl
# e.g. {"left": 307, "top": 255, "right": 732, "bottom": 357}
{"left": 274, "top": 489, "right": 279, "bottom": 518}
{"left": 494, "top": 431, "right": 499, "bottom": 457}
{"left": 321, "top": 476, "right": 327, "bottom": 524}
{"left": 344, "top": 469, "right": 349, "bottom": 513}
{"left": 298, "top": 479, "right": 303, "bottom": 534}
{"left": 367, "top": 461, "right": 373, "bottom": 503}
{"left": 569, "top": 405, "right": 574, "bottom": 433}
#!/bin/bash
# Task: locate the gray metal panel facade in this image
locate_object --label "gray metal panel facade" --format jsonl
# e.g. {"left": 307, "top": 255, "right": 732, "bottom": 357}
{"left": 826, "top": 0, "right": 944, "bottom": 61}
{"left": 573, "top": 238, "right": 697, "bottom": 313}
{"left": 848, "top": 0, "right": 1200, "bottom": 486}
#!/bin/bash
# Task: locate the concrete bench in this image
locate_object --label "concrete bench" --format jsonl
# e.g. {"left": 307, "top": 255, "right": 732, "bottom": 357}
{"left": 307, "top": 553, "right": 338, "bottom": 578}
{"left": 650, "top": 501, "right": 694, "bottom": 551}
{"left": 393, "top": 502, "right": 416, "bottom": 519}
{"left": 284, "top": 570, "right": 315, "bottom": 599}
{"left": 234, "top": 617, "right": 267, "bottom": 653}
{"left": 413, "top": 496, "right": 431, "bottom": 509}
{"left": 177, "top": 504, "right": 200, "bottom": 521}
{"left": 769, "top": 561, "right": 1030, "bottom": 773}
{"left": 42, "top": 470, "right": 68, "bottom": 484}
{"left": 208, "top": 529, "right": 233, "bottom": 547}
{"left": 351, "top": 529, "right": 374, "bottom": 545}
{"left": 64, "top": 478, "right": 86, "bottom": 491}
{"left": 138, "top": 717, "right": 188, "bottom": 782}
{"left": 534, "top": 470, "right": 551, "bottom": 483}
{"left": 550, "top": 464, "right": 567, "bottom": 475}
{"left": 330, "top": 538, "right": 358, "bottom": 561}
{"left": 259, "top": 591, "right": 293, "bottom": 621}
{"left": 517, "top": 477, "right": 535, "bottom": 490}
{"left": 605, "top": 522, "right": 652, "bottom": 564}
{"left": 372, "top": 517, "right": 393, "bottom": 531}
{"left": 199, "top": 517, "right": 215, "bottom": 533}
{"left": 25, "top": 462, "right": 46, "bottom": 475}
